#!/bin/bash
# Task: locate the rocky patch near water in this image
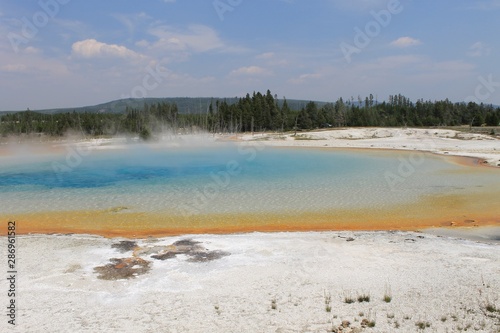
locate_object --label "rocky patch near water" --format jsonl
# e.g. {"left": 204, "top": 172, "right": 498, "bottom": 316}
{"left": 94, "top": 238, "right": 230, "bottom": 280}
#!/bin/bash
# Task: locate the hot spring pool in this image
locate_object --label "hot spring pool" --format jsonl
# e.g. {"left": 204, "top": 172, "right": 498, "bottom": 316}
{"left": 1, "top": 142, "right": 499, "bottom": 236}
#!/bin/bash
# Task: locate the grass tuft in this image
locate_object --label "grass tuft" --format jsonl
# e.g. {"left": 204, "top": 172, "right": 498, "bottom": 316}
{"left": 357, "top": 294, "right": 370, "bottom": 303}
{"left": 271, "top": 298, "right": 277, "bottom": 310}
{"left": 383, "top": 283, "right": 392, "bottom": 303}
{"left": 485, "top": 303, "right": 498, "bottom": 313}
{"left": 344, "top": 296, "right": 355, "bottom": 304}
{"left": 324, "top": 291, "right": 332, "bottom": 312}
{"left": 415, "top": 321, "right": 431, "bottom": 329}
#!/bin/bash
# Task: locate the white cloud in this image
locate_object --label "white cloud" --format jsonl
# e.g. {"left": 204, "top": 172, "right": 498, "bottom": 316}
{"left": 256, "top": 52, "right": 275, "bottom": 59}
{"left": 467, "top": 42, "right": 491, "bottom": 57}
{"left": 0, "top": 23, "right": 68, "bottom": 77}
{"left": 390, "top": 37, "right": 422, "bottom": 48}
{"left": 0, "top": 64, "right": 28, "bottom": 73}
{"left": 135, "top": 40, "right": 150, "bottom": 48}
{"left": 289, "top": 73, "right": 322, "bottom": 84}
{"left": 24, "top": 46, "right": 41, "bottom": 54}
{"left": 71, "top": 39, "right": 143, "bottom": 59}
{"left": 147, "top": 25, "right": 226, "bottom": 53}
{"left": 230, "top": 66, "right": 270, "bottom": 76}
{"left": 0, "top": 52, "right": 69, "bottom": 76}
{"left": 255, "top": 51, "right": 290, "bottom": 67}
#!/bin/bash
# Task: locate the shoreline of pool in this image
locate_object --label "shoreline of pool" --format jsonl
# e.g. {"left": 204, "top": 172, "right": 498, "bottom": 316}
{"left": 1, "top": 127, "right": 499, "bottom": 239}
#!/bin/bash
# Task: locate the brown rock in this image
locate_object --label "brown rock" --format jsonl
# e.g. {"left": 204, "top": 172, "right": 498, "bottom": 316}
{"left": 94, "top": 257, "right": 151, "bottom": 280}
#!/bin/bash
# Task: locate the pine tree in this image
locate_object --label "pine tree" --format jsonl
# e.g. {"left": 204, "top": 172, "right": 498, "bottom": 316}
{"left": 280, "top": 97, "right": 290, "bottom": 132}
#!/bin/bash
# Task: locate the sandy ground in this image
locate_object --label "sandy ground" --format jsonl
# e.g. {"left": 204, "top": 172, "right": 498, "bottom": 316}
{"left": 1, "top": 231, "right": 499, "bottom": 332}
{"left": 239, "top": 127, "right": 500, "bottom": 167}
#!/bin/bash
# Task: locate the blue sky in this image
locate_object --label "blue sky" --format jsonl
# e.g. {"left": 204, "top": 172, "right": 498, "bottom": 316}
{"left": 0, "top": 0, "right": 499, "bottom": 110}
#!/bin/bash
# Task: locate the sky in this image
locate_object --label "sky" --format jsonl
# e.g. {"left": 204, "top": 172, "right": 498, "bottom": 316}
{"left": 0, "top": 0, "right": 499, "bottom": 111}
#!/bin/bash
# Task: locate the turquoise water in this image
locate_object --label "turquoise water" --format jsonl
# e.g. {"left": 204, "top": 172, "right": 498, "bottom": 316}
{"left": 0, "top": 143, "right": 497, "bottom": 216}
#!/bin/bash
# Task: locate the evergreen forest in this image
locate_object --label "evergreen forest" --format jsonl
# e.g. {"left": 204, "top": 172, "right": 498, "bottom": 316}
{"left": 1, "top": 90, "right": 499, "bottom": 139}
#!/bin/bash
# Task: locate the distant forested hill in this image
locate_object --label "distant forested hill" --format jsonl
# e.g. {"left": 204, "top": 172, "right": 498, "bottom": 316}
{"left": 0, "top": 97, "right": 325, "bottom": 115}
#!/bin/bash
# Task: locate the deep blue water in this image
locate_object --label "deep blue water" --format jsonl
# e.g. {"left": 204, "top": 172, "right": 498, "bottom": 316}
{"left": 0, "top": 146, "right": 372, "bottom": 190}
{"left": 1, "top": 144, "right": 497, "bottom": 215}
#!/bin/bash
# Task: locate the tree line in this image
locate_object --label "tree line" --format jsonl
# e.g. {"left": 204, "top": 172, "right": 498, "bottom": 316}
{"left": 1, "top": 90, "right": 499, "bottom": 139}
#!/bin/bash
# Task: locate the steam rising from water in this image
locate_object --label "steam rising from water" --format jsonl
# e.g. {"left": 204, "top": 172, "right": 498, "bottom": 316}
{"left": 1, "top": 134, "right": 499, "bottom": 223}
